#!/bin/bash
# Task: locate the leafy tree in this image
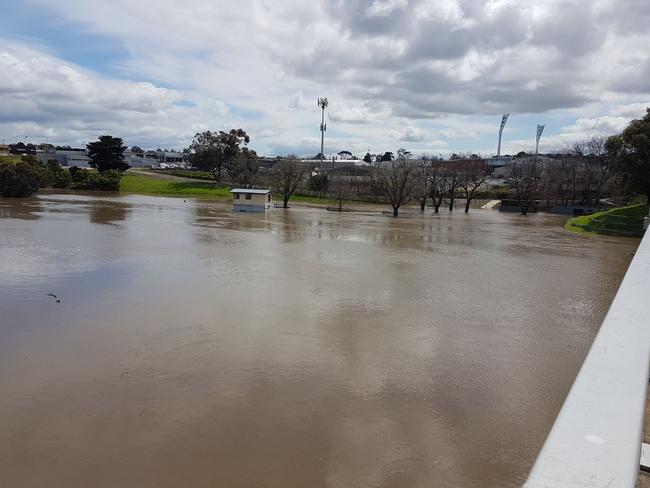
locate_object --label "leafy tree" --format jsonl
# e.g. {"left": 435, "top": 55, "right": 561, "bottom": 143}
{"left": 308, "top": 174, "right": 328, "bottom": 195}
{"left": 272, "top": 156, "right": 307, "bottom": 208}
{"left": 188, "top": 129, "right": 250, "bottom": 182}
{"left": 397, "top": 148, "right": 411, "bottom": 159}
{"left": 0, "top": 159, "right": 42, "bottom": 197}
{"left": 46, "top": 160, "right": 72, "bottom": 188}
{"left": 68, "top": 167, "right": 121, "bottom": 191}
{"left": 87, "top": 135, "right": 129, "bottom": 172}
{"left": 225, "top": 147, "right": 259, "bottom": 187}
{"left": 380, "top": 151, "right": 394, "bottom": 162}
{"left": 606, "top": 108, "right": 650, "bottom": 200}
{"left": 363, "top": 152, "right": 372, "bottom": 164}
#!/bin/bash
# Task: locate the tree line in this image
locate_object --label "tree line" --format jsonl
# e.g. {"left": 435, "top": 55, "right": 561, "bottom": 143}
{"left": 3, "top": 108, "right": 649, "bottom": 215}
{"left": 0, "top": 135, "right": 129, "bottom": 198}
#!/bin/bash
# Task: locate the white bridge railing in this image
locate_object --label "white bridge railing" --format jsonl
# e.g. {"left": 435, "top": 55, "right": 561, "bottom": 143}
{"left": 525, "top": 229, "right": 650, "bottom": 487}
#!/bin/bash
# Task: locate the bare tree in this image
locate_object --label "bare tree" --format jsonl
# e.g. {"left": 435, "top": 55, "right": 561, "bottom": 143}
{"left": 446, "top": 170, "right": 460, "bottom": 211}
{"left": 428, "top": 161, "right": 451, "bottom": 213}
{"left": 457, "top": 160, "right": 488, "bottom": 213}
{"left": 272, "top": 156, "right": 307, "bottom": 208}
{"left": 375, "top": 152, "right": 416, "bottom": 217}
{"left": 328, "top": 168, "right": 352, "bottom": 211}
{"left": 414, "top": 161, "right": 431, "bottom": 212}
{"left": 506, "top": 157, "right": 543, "bottom": 215}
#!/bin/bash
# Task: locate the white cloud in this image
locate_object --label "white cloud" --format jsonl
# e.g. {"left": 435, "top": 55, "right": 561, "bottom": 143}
{"left": 0, "top": 0, "right": 649, "bottom": 155}
{"left": 367, "top": 0, "right": 409, "bottom": 17}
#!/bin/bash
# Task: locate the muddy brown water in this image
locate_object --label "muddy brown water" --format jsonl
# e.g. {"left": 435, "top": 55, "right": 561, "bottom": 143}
{"left": 0, "top": 193, "right": 639, "bottom": 488}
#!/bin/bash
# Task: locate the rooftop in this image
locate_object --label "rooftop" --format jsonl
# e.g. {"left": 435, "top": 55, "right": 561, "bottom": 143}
{"left": 230, "top": 188, "right": 270, "bottom": 194}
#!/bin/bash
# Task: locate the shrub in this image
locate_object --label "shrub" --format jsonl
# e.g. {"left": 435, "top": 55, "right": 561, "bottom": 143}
{"left": 0, "top": 160, "right": 42, "bottom": 197}
{"left": 70, "top": 169, "right": 121, "bottom": 191}
{"left": 43, "top": 160, "right": 72, "bottom": 188}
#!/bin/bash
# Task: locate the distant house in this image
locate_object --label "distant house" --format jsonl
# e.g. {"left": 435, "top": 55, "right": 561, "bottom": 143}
{"left": 231, "top": 188, "right": 272, "bottom": 212}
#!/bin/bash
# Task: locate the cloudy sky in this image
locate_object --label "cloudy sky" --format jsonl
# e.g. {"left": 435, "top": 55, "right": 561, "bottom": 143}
{"left": 1, "top": 0, "right": 649, "bottom": 156}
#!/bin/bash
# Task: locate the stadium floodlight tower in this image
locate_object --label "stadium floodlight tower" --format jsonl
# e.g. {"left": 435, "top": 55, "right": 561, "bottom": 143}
{"left": 497, "top": 113, "right": 509, "bottom": 157}
{"left": 318, "top": 97, "right": 328, "bottom": 165}
{"left": 535, "top": 124, "right": 545, "bottom": 158}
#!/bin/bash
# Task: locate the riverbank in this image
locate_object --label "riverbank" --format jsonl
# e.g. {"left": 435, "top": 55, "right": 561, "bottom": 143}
{"left": 565, "top": 203, "right": 648, "bottom": 237}
{"left": 120, "top": 172, "right": 373, "bottom": 207}
{"left": 120, "top": 173, "right": 232, "bottom": 198}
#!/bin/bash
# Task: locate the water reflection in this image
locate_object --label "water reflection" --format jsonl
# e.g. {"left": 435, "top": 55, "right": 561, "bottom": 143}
{"left": 0, "top": 193, "right": 639, "bottom": 488}
{"left": 0, "top": 199, "right": 43, "bottom": 220}
{"left": 88, "top": 200, "right": 131, "bottom": 225}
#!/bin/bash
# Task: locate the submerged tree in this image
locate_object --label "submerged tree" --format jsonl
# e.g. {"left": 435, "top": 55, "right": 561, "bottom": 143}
{"left": 375, "top": 152, "right": 416, "bottom": 217}
{"left": 457, "top": 159, "right": 488, "bottom": 213}
{"left": 414, "top": 161, "right": 431, "bottom": 212}
{"left": 429, "top": 161, "right": 451, "bottom": 213}
{"left": 272, "top": 156, "right": 307, "bottom": 208}
{"left": 506, "top": 157, "right": 543, "bottom": 215}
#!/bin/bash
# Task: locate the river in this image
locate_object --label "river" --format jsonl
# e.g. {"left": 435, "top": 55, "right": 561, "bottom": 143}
{"left": 0, "top": 193, "right": 638, "bottom": 487}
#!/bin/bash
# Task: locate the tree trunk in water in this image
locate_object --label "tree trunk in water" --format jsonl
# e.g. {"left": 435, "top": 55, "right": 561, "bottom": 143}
{"left": 393, "top": 206, "right": 399, "bottom": 217}
{"left": 464, "top": 198, "right": 471, "bottom": 213}
{"left": 339, "top": 200, "right": 342, "bottom": 212}
{"left": 449, "top": 196, "right": 454, "bottom": 211}
{"left": 420, "top": 200, "right": 426, "bottom": 212}
{"left": 283, "top": 197, "right": 289, "bottom": 208}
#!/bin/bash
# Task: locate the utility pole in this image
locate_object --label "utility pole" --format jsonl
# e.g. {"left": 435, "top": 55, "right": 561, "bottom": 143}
{"left": 497, "top": 113, "right": 509, "bottom": 158}
{"left": 318, "top": 97, "right": 328, "bottom": 165}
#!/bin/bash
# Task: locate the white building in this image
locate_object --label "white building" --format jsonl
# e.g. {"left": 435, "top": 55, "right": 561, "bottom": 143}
{"left": 231, "top": 189, "right": 272, "bottom": 212}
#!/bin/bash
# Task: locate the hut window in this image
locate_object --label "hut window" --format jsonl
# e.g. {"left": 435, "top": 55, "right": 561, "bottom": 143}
{"left": 234, "top": 193, "right": 240, "bottom": 199}
{"left": 245, "top": 193, "right": 252, "bottom": 200}
{"left": 267, "top": 194, "right": 271, "bottom": 202}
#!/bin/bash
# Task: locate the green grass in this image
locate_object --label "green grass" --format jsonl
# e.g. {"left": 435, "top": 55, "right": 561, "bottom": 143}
{"left": 565, "top": 203, "right": 648, "bottom": 237}
{"left": 120, "top": 174, "right": 231, "bottom": 198}
{"left": 120, "top": 172, "right": 385, "bottom": 207}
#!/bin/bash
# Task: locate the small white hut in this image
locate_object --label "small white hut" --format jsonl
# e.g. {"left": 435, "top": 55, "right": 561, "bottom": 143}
{"left": 230, "top": 188, "right": 272, "bottom": 212}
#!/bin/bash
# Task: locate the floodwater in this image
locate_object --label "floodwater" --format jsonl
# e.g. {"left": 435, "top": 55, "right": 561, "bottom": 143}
{"left": 0, "top": 193, "right": 639, "bottom": 488}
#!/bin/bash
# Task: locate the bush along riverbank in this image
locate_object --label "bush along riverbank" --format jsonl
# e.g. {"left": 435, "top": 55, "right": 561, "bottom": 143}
{"left": 0, "top": 157, "right": 122, "bottom": 197}
{"left": 565, "top": 203, "right": 648, "bottom": 237}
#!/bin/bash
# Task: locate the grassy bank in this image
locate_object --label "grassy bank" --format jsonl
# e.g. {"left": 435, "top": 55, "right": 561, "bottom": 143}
{"left": 120, "top": 174, "right": 231, "bottom": 198}
{"left": 565, "top": 203, "right": 648, "bottom": 237}
{"left": 120, "top": 172, "right": 372, "bottom": 206}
